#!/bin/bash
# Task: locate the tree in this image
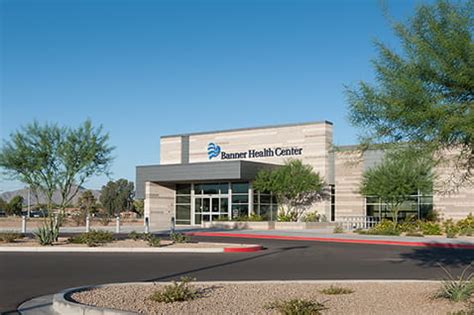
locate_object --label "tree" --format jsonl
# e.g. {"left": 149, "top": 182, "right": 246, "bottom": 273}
{"left": 73, "top": 190, "right": 98, "bottom": 225}
{"left": 6, "top": 195, "right": 24, "bottom": 216}
{"left": 0, "top": 198, "right": 7, "bottom": 212}
{"left": 0, "top": 120, "right": 114, "bottom": 213}
{"left": 346, "top": 0, "right": 474, "bottom": 187}
{"left": 359, "top": 149, "right": 434, "bottom": 223}
{"left": 133, "top": 199, "right": 144, "bottom": 217}
{"left": 253, "top": 159, "right": 326, "bottom": 221}
{"left": 99, "top": 179, "right": 135, "bottom": 216}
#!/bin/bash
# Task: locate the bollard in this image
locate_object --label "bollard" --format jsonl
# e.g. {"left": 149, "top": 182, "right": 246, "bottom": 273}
{"left": 170, "top": 217, "right": 175, "bottom": 234}
{"left": 86, "top": 215, "right": 90, "bottom": 233}
{"left": 21, "top": 216, "right": 27, "bottom": 234}
{"left": 115, "top": 216, "right": 120, "bottom": 233}
{"left": 144, "top": 217, "right": 150, "bottom": 234}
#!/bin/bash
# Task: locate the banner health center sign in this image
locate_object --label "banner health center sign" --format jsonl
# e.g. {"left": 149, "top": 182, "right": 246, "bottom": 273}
{"left": 207, "top": 142, "right": 303, "bottom": 160}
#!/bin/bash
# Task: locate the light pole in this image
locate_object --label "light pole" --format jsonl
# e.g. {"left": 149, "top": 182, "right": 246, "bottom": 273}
{"left": 27, "top": 186, "right": 31, "bottom": 218}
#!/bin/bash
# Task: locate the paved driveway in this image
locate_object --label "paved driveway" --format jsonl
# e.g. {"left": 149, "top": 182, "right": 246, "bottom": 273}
{"left": 1, "top": 236, "right": 473, "bottom": 313}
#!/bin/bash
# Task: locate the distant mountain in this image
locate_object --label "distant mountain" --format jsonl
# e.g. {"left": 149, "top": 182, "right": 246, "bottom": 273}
{"left": 0, "top": 185, "right": 101, "bottom": 206}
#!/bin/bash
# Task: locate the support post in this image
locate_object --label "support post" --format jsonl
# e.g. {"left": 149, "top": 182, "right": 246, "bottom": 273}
{"left": 170, "top": 216, "right": 175, "bottom": 234}
{"left": 144, "top": 217, "right": 150, "bottom": 234}
{"left": 115, "top": 216, "right": 120, "bottom": 233}
{"left": 86, "top": 215, "right": 90, "bottom": 233}
{"left": 21, "top": 216, "right": 26, "bottom": 234}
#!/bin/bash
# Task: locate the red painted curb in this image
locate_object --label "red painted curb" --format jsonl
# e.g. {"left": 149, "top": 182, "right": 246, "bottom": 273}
{"left": 187, "top": 232, "right": 474, "bottom": 249}
{"left": 223, "top": 245, "right": 264, "bottom": 253}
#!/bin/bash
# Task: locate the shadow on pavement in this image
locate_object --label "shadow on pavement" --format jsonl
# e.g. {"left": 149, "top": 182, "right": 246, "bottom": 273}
{"left": 145, "top": 245, "right": 309, "bottom": 282}
{"left": 398, "top": 247, "right": 474, "bottom": 269}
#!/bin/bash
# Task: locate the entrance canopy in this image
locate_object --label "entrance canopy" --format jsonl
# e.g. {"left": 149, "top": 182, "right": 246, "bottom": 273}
{"left": 136, "top": 160, "right": 279, "bottom": 199}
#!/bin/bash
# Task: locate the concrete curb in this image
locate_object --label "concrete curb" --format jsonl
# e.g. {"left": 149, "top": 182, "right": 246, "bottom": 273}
{"left": 0, "top": 244, "right": 263, "bottom": 253}
{"left": 187, "top": 231, "right": 474, "bottom": 249}
{"left": 44, "top": 280, "right": 444, "bottom": 315}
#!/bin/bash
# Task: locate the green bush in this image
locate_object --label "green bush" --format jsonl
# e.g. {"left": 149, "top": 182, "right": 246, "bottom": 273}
{"left": 437, "top": 264, "right": 474, "bottom": 302}
{"left": 147, "top": 235, "right": 161, "bottom": 247}
{"left": 303, "top": 212, "right": 320, "bottom": 223}
{"left": 170, "top": 232, "right": 189, "bottom": 243}
{"left": 320, "top": 286, "right": 354, "bottom": 295}
{"left": 405, "top": 232, "right": 424, "bottom": 237}
{"left": 397, "top": 221, "right": 417, "bottom": 233}
{"left": 233, "top": 214, "right": 264, "bottom": 222}
{"left": 277, "top": 212, "right": 298, "bottom": 222}
{"left": 457, "top": 214, "right": 474, "bottom": 236}
{"left": 0, "top": 232, "right": 23, "bottom": 243}
{"left": 128, "top": 231, "right": 141, "bottom": 241}
{"left": 333, "top": 225, "right": 344, "bottom": 234}
{"left": 68, "top": 230, "right": 114, "bottom": 247}
{"left": 149, "top": 277, "right": 199, "bottom": 303}
{"left": 34, "top": 223, "right": 59, "bottom": 246}
{"left": 417, "top": 220, "right": 442, "bottom": 235}
{"left": 444, "top": 219, "right": 459, "bottom": 238}
{"left": 366, "top": 219, "right": 400, "bottom": 236}
{"left": 266, "top": 299, "right": 327, "bottom": 315}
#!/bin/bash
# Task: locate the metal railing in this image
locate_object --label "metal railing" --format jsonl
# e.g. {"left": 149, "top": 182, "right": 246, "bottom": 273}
{"left": 336, "top": 216, "right": 380, "bottom": 230}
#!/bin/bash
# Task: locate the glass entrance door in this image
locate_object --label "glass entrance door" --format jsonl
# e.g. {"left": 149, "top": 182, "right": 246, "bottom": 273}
{"left": 194, "top": 196, "right": 229, "bottom": 224}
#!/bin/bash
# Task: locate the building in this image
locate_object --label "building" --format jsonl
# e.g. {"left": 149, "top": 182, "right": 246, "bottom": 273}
{"left": 135, "top": 120, "right": 474, "bottom": 229}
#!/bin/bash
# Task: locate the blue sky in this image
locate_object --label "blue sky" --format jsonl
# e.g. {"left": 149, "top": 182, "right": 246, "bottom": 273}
{"left": 1, "top": 0, "right": 425, "bottom": 192}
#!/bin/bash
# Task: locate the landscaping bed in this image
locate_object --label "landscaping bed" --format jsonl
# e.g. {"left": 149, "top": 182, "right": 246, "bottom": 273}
{"left": 69, "top": 281, "right": 470, "bottom": 314}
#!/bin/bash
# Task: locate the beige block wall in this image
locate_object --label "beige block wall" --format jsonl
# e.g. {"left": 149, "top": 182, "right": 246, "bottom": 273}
{"left": 334, "top": 150, "right": 365, "bottom": 218}
{"left": 160, "top": 136, "right": 182, "bottom": 164}
{"left": 433, "top": 149, "right": 474, "bottom": 220}
{"left": 145, "top": 182, "right": 175, "bottom": 229}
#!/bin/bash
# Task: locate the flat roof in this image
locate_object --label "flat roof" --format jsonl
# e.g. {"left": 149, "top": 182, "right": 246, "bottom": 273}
{"left": 161, "top": 120, "right": 333, "bottom": 139}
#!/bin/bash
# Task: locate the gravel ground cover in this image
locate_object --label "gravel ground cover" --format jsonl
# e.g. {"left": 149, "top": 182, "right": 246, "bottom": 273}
{"left": 71, "top": 281, "right": 470, "bottom": 314}
{"left": 0, "top": 238, "right": 241, "bottom": 248}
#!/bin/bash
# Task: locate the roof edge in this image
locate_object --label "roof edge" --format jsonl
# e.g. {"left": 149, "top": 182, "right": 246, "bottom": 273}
{"left": 161, "top": 120, "right": 333, "bottom": 139}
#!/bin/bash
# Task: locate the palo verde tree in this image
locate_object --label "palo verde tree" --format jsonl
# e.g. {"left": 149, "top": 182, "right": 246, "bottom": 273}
{"left": 0, "top": 120, "right": 114, "bottom": 214}
{"left": 99, "top": 179, "right": 135, "bottom": 216}
{"left": 253, "top": 159, "right": 326, "bottom": 222}
{"left": 359, "top": 149, "right": 434, "bottom": 223}
{"left": 346, "top": 0, "right": 474, "bottom": 188}
{"left": 6, "top": 195, "right": 24, "bottom": 216}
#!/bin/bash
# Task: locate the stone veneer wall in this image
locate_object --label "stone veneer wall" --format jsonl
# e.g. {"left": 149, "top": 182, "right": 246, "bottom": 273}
{"left": 334, "top": 149, "right": 365, "bottom": 219}
{"left": 144, "top": 182, "right": 175, "bottom": 228}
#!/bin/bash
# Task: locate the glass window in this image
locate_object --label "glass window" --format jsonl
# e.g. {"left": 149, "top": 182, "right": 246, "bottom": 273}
{"left": 260, "top": 194, "right": 271, "bottom": 204}
{"left": 202, "top": 183, "right": 219, "bottom": 194}
{"left": 194, "top": 184, "right": 203, "bottom": 194}
{"left": 259, "top": 204, "right": 271, "bottom": 220}
{"left": 219, "top": 183, "right": 229, "bottom": 194}
{"left": 176, "top": 184, "right": 191, "bottom": 194}
{"left": 194, "top": 214, "right": 202, "bottom": 224}
{"left": 232, "top": 194, "right": 248, "bottom": 204}
{"left": 232, "top": 182, "right": 249, "bottom": 194}
{"left": 232, "top": 205, "right": 248, "bottom": 218}
{"left": 220, "top": 198, "right": 228, "bottom": 212}
{"left": 176, "top": 204, "right": 191, "bottom": 221}
{"left": 176, "top": 195, "right": 191, "bottom": 204}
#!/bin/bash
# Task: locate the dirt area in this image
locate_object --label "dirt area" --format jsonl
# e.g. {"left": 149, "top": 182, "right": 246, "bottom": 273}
{"left": 0, "top": 217, "right": 143, "bottom": 228}
{"left": 0, "top": 237, "right": 244, "bottom": 249}
{"left": 70, "top": 282, "right": 470, "bottom": 315}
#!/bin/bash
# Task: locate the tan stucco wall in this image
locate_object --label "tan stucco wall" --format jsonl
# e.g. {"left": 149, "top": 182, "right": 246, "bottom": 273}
{"left": 160, "top": 136, "right": 182, "bottom": 164}
{"left": 334, "top": 149, "right": 365, "bottom": 219}
{"left": 144, "top": 182, "right": 175, "bottom": 228}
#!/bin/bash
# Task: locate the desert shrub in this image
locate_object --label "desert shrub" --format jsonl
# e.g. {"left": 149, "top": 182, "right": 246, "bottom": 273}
{"left": 425, "top": 209, "right": 440, "bottom": 222}
{"left": 320, "top": 286, "right": 354, "bottom": 295}
{"left": 128, "top": 231, "right": 141, "bottom": 241}
{"left": 437, "top": 264, "right": 474, "bottom": 302}
{"left": 149, "top": 277, "right": 199, "bottom": 303}
{"left": 68, "top": 230, "right": 114, "bottom": 247}
{"left": 417, "top": 220, "right": 442, "bottom": 235}
{"left": 277, "top": 212, "right": 298, "bottom": 222}
{"left": 170, "top": 232, "right": 189, "bottom": 243}
{"left": 266, "top": 299, "right": 327, "bottom": 315}
{"left": 233, "top": 214, "right": 264, "bottom": 222}
{"left": 397, "top": 221, "right": 417, "bottom": 233}
{"left": 34, "top": 223, "right": 59, "bottom": 246}
{"left": 147, "top": 235, "right": 161, "bottom": 247}
{"left": 0, "top": 232, "right": 23, "bottom": 243}
{"left": 366, "top": 219, "right": 400, "bottom": 236}
{"left": 303, "top": 212, "right": 320, "bottom": 223}
{"left": 444, "top": 219, "right": 459, "bottom": 238}
{"left": 333, "top": 225, "right": 344, "bottom": 234}
{"left": 457, "top": 214, "right": 474, "bottom": 236}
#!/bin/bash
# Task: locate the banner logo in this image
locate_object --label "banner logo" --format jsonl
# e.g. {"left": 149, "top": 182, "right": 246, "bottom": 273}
{"left": 207, "top": 143, "right": 221, "bottom": 160}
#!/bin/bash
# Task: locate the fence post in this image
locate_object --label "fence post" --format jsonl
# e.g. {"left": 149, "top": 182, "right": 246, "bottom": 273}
{"left": 144, "top": 217, "right": 149, "bottom": 234}
{"left": 21, "top": 216, "right": 27, "bottom": 234}
{"left": 115, "top": 216, "right": 120, "bottom": 233}
{"left": 86, "top": 215, "right": 90, "bottom": 233}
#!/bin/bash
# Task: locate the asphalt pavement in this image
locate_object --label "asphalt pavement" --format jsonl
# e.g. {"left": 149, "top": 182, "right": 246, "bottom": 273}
{"left": 1, "top": 236, "right": 473, "bottom": 314}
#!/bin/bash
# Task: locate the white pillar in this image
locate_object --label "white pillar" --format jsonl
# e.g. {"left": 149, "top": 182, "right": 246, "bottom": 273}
{"left": 115, "top": 216, "right": 120, "bottom": 233}
{"left": 85, "top": 215, "right": 90, "bottom": 233}
{"left": 21, "top": 216, "right": 26, "bottom": 234}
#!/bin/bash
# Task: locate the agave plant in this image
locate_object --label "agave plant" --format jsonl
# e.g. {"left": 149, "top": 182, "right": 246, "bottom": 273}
{"left": 437, "top": 263, "right": 474, "bottom": 302}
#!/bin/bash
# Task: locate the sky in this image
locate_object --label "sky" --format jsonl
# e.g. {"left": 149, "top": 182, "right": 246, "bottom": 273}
{"left": 0, "top": 0, "right": 428, "bottom": 192}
